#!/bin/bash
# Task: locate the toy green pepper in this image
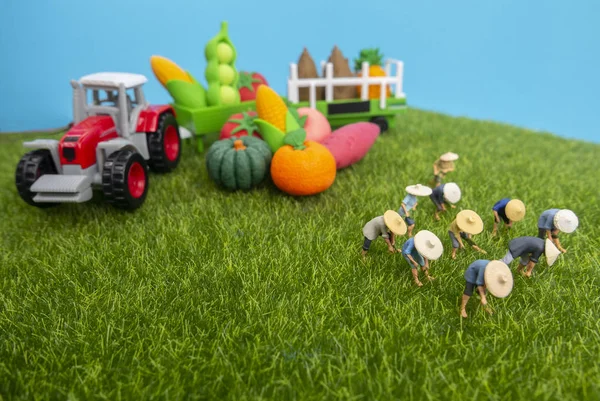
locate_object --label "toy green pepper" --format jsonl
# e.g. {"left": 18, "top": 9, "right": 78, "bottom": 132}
{"left": 205, "top": 21, "right": 241, "bottom": 107}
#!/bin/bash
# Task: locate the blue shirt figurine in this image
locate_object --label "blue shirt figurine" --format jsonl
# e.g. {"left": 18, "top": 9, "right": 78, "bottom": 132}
{"left": 537, "top": 208, "right": 578, "bottom": 253}
{"left": 460, "top": 259, "right": 513, "bottom": 318}
{"left": 491, "top": 198, "right": 527, "bottom": 236}
{"left": 401, "top": 230, "right": 442, "bottom": 287}
{"left": 398, "top": 184, "right": 432, "bottom": 237}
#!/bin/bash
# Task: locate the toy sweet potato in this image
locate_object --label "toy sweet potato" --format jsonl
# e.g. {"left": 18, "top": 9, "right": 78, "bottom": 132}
{"left": 320, "top": 122, "right": 380, "bottom": 169}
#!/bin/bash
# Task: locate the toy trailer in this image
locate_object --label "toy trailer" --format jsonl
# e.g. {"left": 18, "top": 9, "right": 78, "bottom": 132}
{"left": 171, "top": 101, "right": 257, "bottom": 153}
{"left": 286, "top": 59, "right": 407, "bottom": 132}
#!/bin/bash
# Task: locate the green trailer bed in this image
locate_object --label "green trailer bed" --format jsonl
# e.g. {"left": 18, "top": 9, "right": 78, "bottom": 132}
{"left": 290, "top": 97, "right": 407, "bottom": 130}
{"left": 171, "top": 96, "right": 407, "bottom": 153}
{"left": 172, "top": 101, "right": 257, "bottom": 152}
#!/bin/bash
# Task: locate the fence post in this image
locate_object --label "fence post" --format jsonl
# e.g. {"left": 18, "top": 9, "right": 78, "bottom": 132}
{"left": 396, "top": 61, "right": 403, "bottom": 98}
{"left": 325, "top": 63, "right": 334, "bottom": 102}
{"left": 361, "top": 62, "right": 369, "bottom": 100}
{"left": 309, "top": 83, "right": 316, "bottom": 109}
{"left": 288, "top": 63, "right": 299, "bottom": 103}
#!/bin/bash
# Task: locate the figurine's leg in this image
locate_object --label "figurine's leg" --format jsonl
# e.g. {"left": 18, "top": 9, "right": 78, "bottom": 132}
{"left": 525, "top": 261, "right": 536, "bottom": 277}
{"left": 361, "top": 237, "right": 372, "bottom": 258}
{"left": 501, "top": 250, "right": 514, "bottom": 265}
{"left": 517, "top": 255, "right": 529, "bottom": 275}
{"left": 405, "top": 217, "right": 415, "bottom": 237}
{"left": 449, "top": 231, "right": 459, "bottom": 259}
{"left": 411, "top": 269, "right": 423, "bottom": 287}
{"left": 461, "top": 282, "right": 475, "bottom": 318}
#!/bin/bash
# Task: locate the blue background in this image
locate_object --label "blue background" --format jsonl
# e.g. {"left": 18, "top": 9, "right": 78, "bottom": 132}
{"left": 1, "top": 0, "right": 598, "bottom": 143}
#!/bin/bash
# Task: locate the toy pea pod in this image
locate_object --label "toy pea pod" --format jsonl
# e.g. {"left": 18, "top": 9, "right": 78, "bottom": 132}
{"left": 205, "top": 21, "right": 241, "bottom": 106}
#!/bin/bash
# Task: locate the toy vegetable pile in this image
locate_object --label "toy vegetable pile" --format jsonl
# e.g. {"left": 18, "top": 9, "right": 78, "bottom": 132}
{"left": 206, "top": 85, "right": 382, "bottom": 196}
{"left": 150, "top": 21, "right": 269, "bottom": 109}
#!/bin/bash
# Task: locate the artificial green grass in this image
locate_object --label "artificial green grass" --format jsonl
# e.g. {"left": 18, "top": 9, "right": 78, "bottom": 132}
{"left": 1, "top": 108, "right": 599, "bottom": 400}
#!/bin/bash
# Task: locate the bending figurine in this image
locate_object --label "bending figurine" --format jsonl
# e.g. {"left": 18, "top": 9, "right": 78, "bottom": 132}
{"left": 491, "top": 198, "right": 526, "bottom": 236}
{"left": 537, "top": 208, "right": 579, "bottom": 253}
{"left": 361, "top": 210, "right": 407, "bottom": 257}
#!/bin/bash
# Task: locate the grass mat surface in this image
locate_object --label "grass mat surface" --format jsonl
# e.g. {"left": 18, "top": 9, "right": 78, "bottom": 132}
{"left": 1, "top": 109, "right": 599, "bottom": 400}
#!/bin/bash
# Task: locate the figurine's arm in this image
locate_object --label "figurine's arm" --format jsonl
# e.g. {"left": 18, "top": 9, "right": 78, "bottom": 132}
{"left": 401, "top": 203, "right": 409, "bottom": 217}
{"left": 384, "top": 237, "right": 395, "bottom": 252}
{"left": 433, "top": 163, "right": 439, "bottom": 175}
{"left": 493, "top": 210, "right": 500, "bottom": 223}
{"left": 478, "top": 286, "right": 488, "bottom": 306}
{"left": 414, "top": 201, "right": 418, "bottom": 210}
{"left": 407, "top": 254, "right": 420, "bottom": 268}
{"left": 554, "top": 236, "right": 567, "bottom": 253}
{"left": 457, "top": 234, "right": 465, "bottom": 248}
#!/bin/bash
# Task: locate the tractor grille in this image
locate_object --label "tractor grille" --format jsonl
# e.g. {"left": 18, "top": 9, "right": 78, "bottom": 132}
{"left": 62, "top": 147, "right": 76, "bottom": 162}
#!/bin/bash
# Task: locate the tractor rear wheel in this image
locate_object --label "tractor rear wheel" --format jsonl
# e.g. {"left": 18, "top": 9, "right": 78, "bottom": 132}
{"left": 15, "top": 149, "right": 58, "bottom": 208}
{"left": 147, "top": 111, "right": 181, "bottom": 173}
{"left": 370, "top": 116, "right": 389, "bottom": 133}
{"left": 102, "top": 148, "right": 149, "bottom": 210}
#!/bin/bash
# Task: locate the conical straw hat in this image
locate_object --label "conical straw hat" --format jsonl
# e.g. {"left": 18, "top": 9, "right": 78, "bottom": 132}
{"left": 484, "top": 260, "right": 513, "bottom": 298}
{"left": 440, "top": 152, "right": 459, "bottom": 161}
{"left": 456, "top": 210, "right": 484, "bottom": 235}
{"left": 414, "top": 230, "right": 444, "bottom": 260}
{"left": 406, "top": 184, "right": 433, "bottom": 197}
{"left": 545, "top": 239, "right": 561, "bottom": 267}
{"left": 553, "top": 209, "right": 579, "bottom": 233}
{"left": 443, "top": 183, "right": 461, "bottom": 204}
{"left": 505, "top": 199, "right": 526, "bottom": 222}
{"left": 383, "top": 210, "right": 407, "bottom": 236}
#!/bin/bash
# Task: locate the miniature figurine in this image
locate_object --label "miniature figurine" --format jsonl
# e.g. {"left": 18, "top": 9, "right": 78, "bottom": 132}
{"left": 491, "top": 198, "right": 526, "bottom": 236}
{"left": 397, "top": 184, "right": 433, "bottom": 237}
{"left": 448, "top": 210, "right": 487, "bottom": 259}
{"left": 537, "top": 208, "right": 579, "bottom": 253}
{"left": 429, "top": 182, "right": 461, "bottom": 220}
{"left": 401, "top": 230, "right": 443, "bottom": 287}
{"left": 432, "top": 152, "right": 459, "bottom": 187}
{"left": 460, "top": 260, "right": 513, "bottom": 318}
{"left": 361, "top": 210, "right": 407, "bottom": 257}
{"left": 500, "top": 236, "right": 561, "bottom": 277}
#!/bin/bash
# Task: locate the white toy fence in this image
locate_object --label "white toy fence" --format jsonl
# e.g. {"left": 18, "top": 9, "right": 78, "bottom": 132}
{"left": 287, "top": 59, "right": 405, "bottom": 110}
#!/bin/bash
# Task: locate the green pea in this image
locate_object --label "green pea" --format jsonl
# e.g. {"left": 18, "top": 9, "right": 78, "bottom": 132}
{"left": 219, "top": 65, "right": 235, "bottom": 85}
{"left": 205, "top": 21, "right": 240, "bottom": 107}
{"left": 220, "top": 86, "right": 238, "bottom": 105}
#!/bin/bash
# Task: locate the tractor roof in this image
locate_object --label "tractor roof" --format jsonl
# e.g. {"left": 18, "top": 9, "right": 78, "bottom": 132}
{"left": 79, "top": 72, "right": 148, "bottom": 89}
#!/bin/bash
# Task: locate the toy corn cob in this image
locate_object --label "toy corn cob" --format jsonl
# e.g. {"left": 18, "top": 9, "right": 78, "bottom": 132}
{"left": 149, "top": 55, "right": 206, "bottom": 108}
{"left": 255, "top": 85, "right": 288, "bottom": 132}
{"left": 150, "top": 55, "right": 193, "bottom": 88}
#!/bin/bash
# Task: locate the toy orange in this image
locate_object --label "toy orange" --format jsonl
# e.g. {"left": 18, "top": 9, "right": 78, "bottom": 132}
{"left": 270, "top": 129, "right": 336, "bottom": 196}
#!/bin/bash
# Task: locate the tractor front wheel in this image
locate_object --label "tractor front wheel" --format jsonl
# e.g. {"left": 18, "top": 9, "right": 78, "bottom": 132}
{"left": 15, "top": 149, "right": 58, "bottom": 208}
{"left": 102, "top": 148, "right": 149, "bottom": 210}
{"left": 147, "top": 111, "right": 181, "bottom": 173}
{"left": 370, "top": 116, "right": 389, "bottom": 133}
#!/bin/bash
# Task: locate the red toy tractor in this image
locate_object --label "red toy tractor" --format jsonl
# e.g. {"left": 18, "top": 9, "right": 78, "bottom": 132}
{"left": 15, "top": 72, "right": 182, "bottom": 210}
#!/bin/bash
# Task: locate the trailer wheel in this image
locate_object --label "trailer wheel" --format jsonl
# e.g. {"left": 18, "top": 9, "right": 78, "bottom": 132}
{"left": 102, "top": 148, "right": 149, "bottom": 211}
{"left": 147, "top": 111, "right": 181, "bottom": 173}
{"left": 15, "top": 149, "right": 58, "bottom": 208}
{"left": 370, "top": 117, "right": 389, "bottom": 133}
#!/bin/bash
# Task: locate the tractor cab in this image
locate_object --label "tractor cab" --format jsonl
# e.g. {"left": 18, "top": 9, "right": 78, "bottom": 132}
{"left": 72, "top": 72, "right": 150, "bottom": 138}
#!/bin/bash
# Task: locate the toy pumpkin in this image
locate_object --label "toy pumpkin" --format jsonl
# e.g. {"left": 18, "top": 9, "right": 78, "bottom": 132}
{"left": 206, "top": 136, "right": 272, "bottom": 190}
{"left": 270, "top": 128, "right": 336, "bottom": 196}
